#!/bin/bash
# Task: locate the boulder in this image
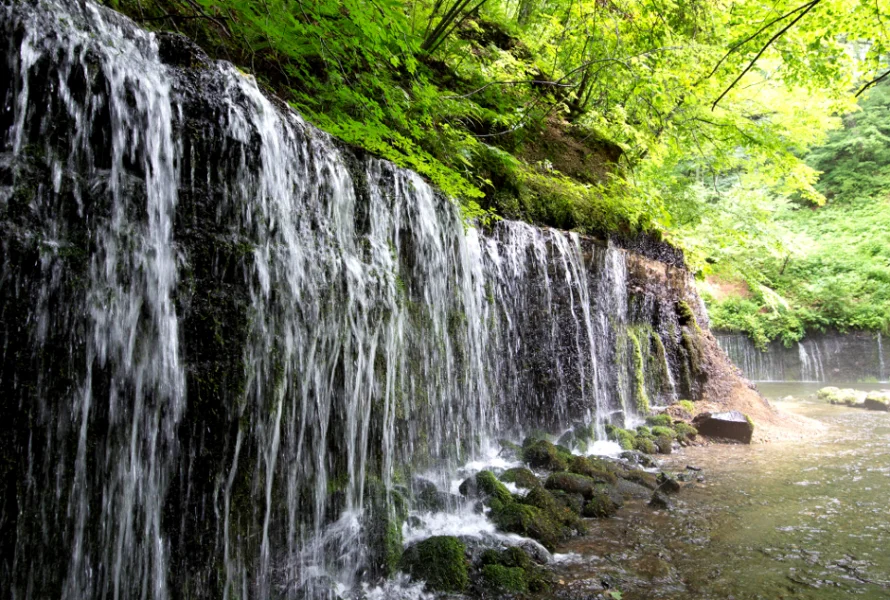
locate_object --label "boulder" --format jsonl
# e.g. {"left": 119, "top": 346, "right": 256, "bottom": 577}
{"left": 648, "top": 491, "right": 672, "bottom": 510}
{"left": 656, "top": 473, "right": 681, "bottom": 494}
{"left": 693, "top": 411, "right": 754, "bottom": 443}
{"left": 863, "top": 392, "right": 890, "bottom": 411}
{"left": 399, "top": 536, "right": 468, "bottom": 592}
{"left": 522, "top": 440, "right": 569, "bottom": 471}
{"left": 500, "top": 467, "right": 541, "bottom": 490}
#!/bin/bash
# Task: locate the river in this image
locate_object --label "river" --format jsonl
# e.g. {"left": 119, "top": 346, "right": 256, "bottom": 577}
{"left": 551, "top": 382, "right": 890, "bottom": 599}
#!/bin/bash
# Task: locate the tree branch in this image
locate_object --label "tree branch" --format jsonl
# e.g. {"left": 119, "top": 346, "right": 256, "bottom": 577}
{"left": 711, "top": 0, "right": 822, "bottom": 110}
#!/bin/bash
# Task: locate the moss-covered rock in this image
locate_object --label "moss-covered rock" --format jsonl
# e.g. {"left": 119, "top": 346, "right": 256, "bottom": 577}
{"left": 519, "top": 486, "right": 587, "bottom": 534}
{"left": 544, "top": 472, "right": 598, "bottom": 498}
{"left": 549, "top": 489, "right": 585, "bottom": 514}
{"left": 498, "top": 439, "right": 524, "bottom": 460}
{"left": 634, "top": 436, "right": 657, "bottom": 454}
{"left": 567, "top": 456, "right": 618, "bottom": 484}
{"left": 605, "top": 424, "right": 637, "bottom": 450}
{"left": 621, "top": 469, "right": 658, "bottom": 490}
{"left": 646, "top": 414, "right": 672, "bottom": 427}
{"left": 581, "top": 492, "right": 620, "bottom": 518}
{"left": 655, "top": 435, "right": 673, "bottom": 454}
{"left": 672, "top": 422, "right": 698, "bottom": 442}
{"left": 522, "top": 439, "right": 568, "bottom": 471}
{"left": 500, "top": 467, "right": 541, "bottom": 490}
{"left": 488, "top": 497, "right": 565, "bottom": 551}
{"left": 461, "top": 470, "right": 513, "bottom": 503}
{"left": 481, "top": 564, "right": 528, "bottom": 593}
{"left": 677, "top": 400, "right": 696, "bottom": 414}
{"left": 364, "top": 479, "right": 408, "bottom": 577}
{"left": 399, "top": 536, "right": 468, "bottom": 592}
{"left": 650, "top": 425, "right": 676, "bottom": 439}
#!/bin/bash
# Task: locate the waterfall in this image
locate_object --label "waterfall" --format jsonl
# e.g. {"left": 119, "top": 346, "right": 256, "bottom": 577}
{"left": 0, "top": 1, "right": 699, "bottom": 598}
{"left": 718, "top": 333, "right": 885, "bottom": 383}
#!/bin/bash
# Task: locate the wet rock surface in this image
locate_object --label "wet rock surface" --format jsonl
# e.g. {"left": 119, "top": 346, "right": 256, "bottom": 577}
{"left": 693, "top": 410, "right": 754, "bottom": 443}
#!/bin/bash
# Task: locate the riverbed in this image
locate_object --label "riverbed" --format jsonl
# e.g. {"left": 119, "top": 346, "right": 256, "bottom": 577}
{"left": 550, "top": 383, "right": 890, "bottom": 599}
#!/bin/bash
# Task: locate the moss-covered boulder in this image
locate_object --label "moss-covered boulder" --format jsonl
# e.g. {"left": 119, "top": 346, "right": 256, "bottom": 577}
{"left": 549, "top": 489, "right": 585, "bottom": 514}
{"left": 567, "top": 456, "right": 618, "bottom": 484}
{"left": 522, "top": 440, "right": 568, "bottom": 471}
{"left": 399, "top": 536, "right": 468, "bottom": 592}
{"left": 656, "top": 472, "right": 681, "bottom": 494}
{"left": 488, "top": 498, "right": 565, "bottom": 551}
{"left": 498, "top": 439, "right": 524, "bottom": 460}
{"left": 646, "top": 414, "right": 673, "bottom": 427}
{"left": 519, "top": 486, "right": 586, "bottom": 534}
{"left": 477, "top": 546, "right": 551, "bottom": 594}
{"left": 581, "top": 492, "right": 620, "bottom": 518}
{"left": 605, "top": 424, "right": 637, "bottom": 450}
{"left": 481, "top": 564, "right": 528, "bottom": 593}
{"left": 544, "top": 472, "right": 599, "bottom": 498}
{"left": 461, "top": 470, "right": 513, "bottom": 503}
{"left": 818, "top": 386, "right": 866, "bottom": 405}
{"left": 655, "top": 435, "right": 673, "bottom": 454}
{"left": 650, "top": 426, "right": 676, "bottom": 439}
{"left": 672, "top": 422, "right": 698, "bottom": 442}
{"left": 621, "top": 469, "right": 658, "bottom": 490}
{"left": 634, "top": 436, "right": 657, "bottom": 454}
{"left": 500, "top": 467, "right": 541, "bottom": 490}
{"left": 863, "top": 392, "right": 890, "bottom": 411}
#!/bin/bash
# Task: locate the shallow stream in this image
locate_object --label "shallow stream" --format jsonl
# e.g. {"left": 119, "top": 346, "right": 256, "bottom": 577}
{"left": 550, "top": 382, "right": 890, "bottom": 599}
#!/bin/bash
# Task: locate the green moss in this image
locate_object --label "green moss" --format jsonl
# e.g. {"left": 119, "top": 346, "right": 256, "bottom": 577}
{"left": 622, "top": 469, "right": 658, "bottom": 489}
{"left": 628, "top": 328, "right": 650, "bottom": 413}
{"left": 672, "top": 422, "right": 698, "bottom": 441}
{"left": 635, "top": 425, "right": 653, "bottom": 437}
{"left": 544, "top": 472, "right": 597, "bottom": 497}
{"left": 650, "top": 426, "right": 676, "bottom": 439}
{"left": 500, "top": 467, "right": 541, "bottom": 490}
{"left": 581, "top": 492, "right": 620, "bottom": 518}
{"left": 399, "top": 536, "right": 468, "bottom": 592}
{"left": 655, "top": 435, "right": 673, "bottom": 454}
{"left": 520, "top": 486, "right": 586, "bottom": 534}
{"left": 677, "top": 400, "right": 696, "bottom": 414}
{"left": 481, "top": 564, "right": 528, "bottom": 593}
{"left": 645, "top": 414, "right": 672, "bottom": 427}
{"left": 488, "top": 497, "right": 564, "bottom": 551}
{"left": 567, "top": 456, "right": 618, "bottom": 484}
{"left": 476, "top": 470, "right": 513, "bottom": 504}
{"left": 634, "top": 436, "right": 657, "bottom": 454}
{"left": 605, "top": 424, "right": 637, "bottom": 450}
{"left": 522, "top": 440, "right": 568, "bottom": 471}
{"left": 677, "top": 300, "right": 702, "bottom": 334}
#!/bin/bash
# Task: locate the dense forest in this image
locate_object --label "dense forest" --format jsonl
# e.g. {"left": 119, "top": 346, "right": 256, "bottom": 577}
{"left": 106, "top": 0, "right": 890, "bottom": 344}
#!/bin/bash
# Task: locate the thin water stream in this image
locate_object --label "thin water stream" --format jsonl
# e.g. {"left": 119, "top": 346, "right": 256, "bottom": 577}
{"left": 551, "top": 382, "right": 890, "bottom": 599}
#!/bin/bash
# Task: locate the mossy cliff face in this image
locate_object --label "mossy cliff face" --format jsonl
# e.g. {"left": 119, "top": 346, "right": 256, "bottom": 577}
{"left": 0, "top": 2, "right": 748, "bottom": 598}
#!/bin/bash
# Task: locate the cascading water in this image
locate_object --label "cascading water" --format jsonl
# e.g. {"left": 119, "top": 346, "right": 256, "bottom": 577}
{"left": 717, "top": 332, "right": 886, "bottom": 383}
{"left": 0, "top": 1, "right": 703, "bottom": 598}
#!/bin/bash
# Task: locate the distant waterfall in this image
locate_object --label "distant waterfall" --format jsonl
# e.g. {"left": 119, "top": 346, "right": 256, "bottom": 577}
{"left": 717, "top": 332, "right": 886, "bottom": 383}
{"left": 0, "top": 1, "right": 700, "bottom": 598}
